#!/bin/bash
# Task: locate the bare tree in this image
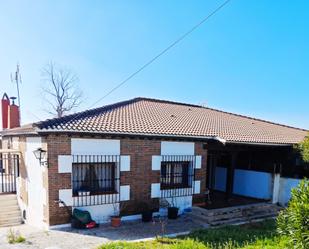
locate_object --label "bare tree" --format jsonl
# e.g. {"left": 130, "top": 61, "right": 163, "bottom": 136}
{"left": 41, "top": 62, "right": 83, "bottom": 118}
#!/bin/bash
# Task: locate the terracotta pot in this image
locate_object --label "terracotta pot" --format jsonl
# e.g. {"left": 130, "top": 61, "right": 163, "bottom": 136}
{"left": 111, "top": 216, "right": 121, "bottom": 227}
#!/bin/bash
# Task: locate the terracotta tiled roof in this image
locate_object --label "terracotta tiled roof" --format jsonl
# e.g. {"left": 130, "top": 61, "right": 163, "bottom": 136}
{"left": 30, "top": 97, "right": 307, "bottom": 145}
{"left": 1, "top": 123, "right": 37, "bottom": 136}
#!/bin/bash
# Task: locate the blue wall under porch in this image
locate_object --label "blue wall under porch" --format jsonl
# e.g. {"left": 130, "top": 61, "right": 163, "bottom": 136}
{"left": 214, "top": 167, "right": 273, "bottom": 200}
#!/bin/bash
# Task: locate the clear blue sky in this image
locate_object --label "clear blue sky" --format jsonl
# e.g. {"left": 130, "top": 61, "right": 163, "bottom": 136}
{"left": 0, "top": 0, "right": 308, "bottom": 129}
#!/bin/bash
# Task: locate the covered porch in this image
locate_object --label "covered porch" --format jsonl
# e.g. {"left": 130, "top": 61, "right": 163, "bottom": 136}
{"left": 197, "top": 141, "right": 299, "bottom": 209}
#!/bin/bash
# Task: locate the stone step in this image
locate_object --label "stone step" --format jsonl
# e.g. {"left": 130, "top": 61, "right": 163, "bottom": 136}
{"left": 209, "top": 212, "right": 277, "bottom": 227}
{"left": 0, "top": 216, "right": 22, "bottom": 225}
{"left": 192, "top": 203, "right": 281, "bottom": 218}
{"left": 0, "top": 221, "right": 23, "bottom": 227}
{"left": 0, "top": 206, "right": 20, "bottom": 213}
{"left": 189, "top": 203, "right": 281, "bottom": 227}
{"left": 0, "top": 194, "right": 17, "bottom": 201}
{"left": 0, "top": 210, "right": 21, "bottom": 219}
{"left": 0, "top": 194, "right": 22, "bottom": 227}
{"left": 0, "top": 202, "right": 20, "bottom": 208}
{"left": 0, "top": 197, "right": 17, "bottom": 205}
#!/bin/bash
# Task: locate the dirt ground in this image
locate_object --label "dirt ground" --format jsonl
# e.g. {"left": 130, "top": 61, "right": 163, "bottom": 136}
{"left": 0, "top": 215, "right": 204, "bottom": 249}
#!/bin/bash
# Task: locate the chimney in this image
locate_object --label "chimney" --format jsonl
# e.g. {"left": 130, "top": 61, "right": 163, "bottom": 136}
{"left": 1, "top": 93, "right": 10, "bottom": 130}
{"left": 0, "top": 93, "right": 20, "bottom": 130}
{"left": 8, "top": 97, "right": 20, "bottom": 129}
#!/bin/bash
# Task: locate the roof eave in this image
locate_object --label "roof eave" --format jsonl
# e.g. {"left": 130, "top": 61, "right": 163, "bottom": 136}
{"left": 35, "top": 128, "right": 295, "bottom": 146}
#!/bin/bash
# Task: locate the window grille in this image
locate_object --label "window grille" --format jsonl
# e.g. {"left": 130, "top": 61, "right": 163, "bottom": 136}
{"left": 72, "top": 155, "right": 120, "bottom": 207}
{"left": 160, "top": 155, "right": 196, "bottom": 198}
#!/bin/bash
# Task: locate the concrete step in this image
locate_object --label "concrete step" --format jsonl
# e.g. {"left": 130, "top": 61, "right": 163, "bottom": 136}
{"left": 0, "top": 200, "right": 18, "bottom": 208}
{"left": 0, "top": 216, "right": 22, "bottom": 225}
{"left": 0, "top": 210, "right": 21, "bottom": 219}
{"left": 0, "top": 221, "right": 23, "bottom": 227}
{"left": 0, "top": 206, "right": 20, "bottom": 213}
{"left": 0, "top": 194, "right": 17, "bottom": 201}
{"left": 0, "top": 194, "right": 22, "bottom": 227}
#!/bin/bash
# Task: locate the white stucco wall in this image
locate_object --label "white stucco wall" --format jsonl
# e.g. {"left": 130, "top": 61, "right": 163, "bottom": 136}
{"left": 278, "top": 177, "right": 301, "bottom": 206}
{"left": 77, "top": 203, "right": 119, "bottom": 223}
{"left": 71, "top": 138, "right": 120, "bottom": 155}
{"left": 24, "top": 137, "right": 46, "bottom": 229}
{"left": 161, "top": 141, "right": 195, "bottom": 155}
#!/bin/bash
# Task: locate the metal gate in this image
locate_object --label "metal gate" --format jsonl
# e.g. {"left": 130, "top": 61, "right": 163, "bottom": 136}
{"left": 0, "top": 153, "right": 19, "bottom": 194}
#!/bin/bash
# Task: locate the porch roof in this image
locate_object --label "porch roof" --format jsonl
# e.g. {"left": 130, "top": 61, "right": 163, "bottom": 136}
{"left": 1, "top": 97, "right": 307, "bottom": 145}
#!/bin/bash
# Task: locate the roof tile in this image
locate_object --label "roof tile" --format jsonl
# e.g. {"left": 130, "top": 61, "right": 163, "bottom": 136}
{"left": 31, "top": 97, "right": 307, "bottom": 145}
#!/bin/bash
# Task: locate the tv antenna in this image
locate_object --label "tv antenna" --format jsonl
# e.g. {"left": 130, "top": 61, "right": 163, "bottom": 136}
{"left": 10, "top": 63, "right": 22, "bottom": 108}
{"left": 10, "top": 63, "right": 22, "bottom": 122}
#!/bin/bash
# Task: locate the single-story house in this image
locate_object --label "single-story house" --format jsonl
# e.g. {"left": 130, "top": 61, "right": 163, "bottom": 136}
{"left": 0, "top": 97, "right": 308, "bottom": 229}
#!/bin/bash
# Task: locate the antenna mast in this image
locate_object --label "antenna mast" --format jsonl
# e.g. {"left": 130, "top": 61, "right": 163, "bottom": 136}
{"left": 11, "top": 63, "right": 22, "bottom": 121}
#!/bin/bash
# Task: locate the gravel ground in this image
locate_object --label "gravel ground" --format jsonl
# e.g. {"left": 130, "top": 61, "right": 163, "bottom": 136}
{"left": 0, "top": 216, "right": 204, "bottom": 249}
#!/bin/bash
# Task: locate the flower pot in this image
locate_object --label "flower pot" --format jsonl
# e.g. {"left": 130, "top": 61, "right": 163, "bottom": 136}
{"left": 142, "top": 211, "right": 153, "bottom": 222}
{"left": 168, "top": 207, "right": 179, "bottom": 219}
{"left": 111, "top": 216, "right": 121, "bottom": 227}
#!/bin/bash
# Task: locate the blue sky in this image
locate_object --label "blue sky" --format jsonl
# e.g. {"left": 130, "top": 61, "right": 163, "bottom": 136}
{"left": 0, "top": 0, "right": 308, "bottom": 129}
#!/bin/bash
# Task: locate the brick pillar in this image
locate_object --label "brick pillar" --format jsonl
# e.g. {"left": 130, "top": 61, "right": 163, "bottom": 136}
{"left": 120, "top": 138, "right": 160, "bottom": 214}
{"left": 193, "top": 142, "right": 208, "bottom": 204}
{"left": 46, "top": 134, "right": 72, "bottom": 226}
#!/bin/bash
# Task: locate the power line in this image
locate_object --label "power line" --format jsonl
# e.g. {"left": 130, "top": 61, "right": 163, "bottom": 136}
{"left": 88, "top": 0, "right": 231, "bottom": 110}
{"left": 61, "top": 0, "right": 232, "bottom": 123}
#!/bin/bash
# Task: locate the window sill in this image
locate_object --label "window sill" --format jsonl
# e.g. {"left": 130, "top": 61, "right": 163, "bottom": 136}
{"left": 160, "top": 185, "right": 191, "bottom": 190}
{"left": 73, "top": 191, "right": 118, "bottom": 197}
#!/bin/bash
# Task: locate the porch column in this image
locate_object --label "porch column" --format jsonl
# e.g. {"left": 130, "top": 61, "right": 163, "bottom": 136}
{"left": 272, "top": 163, "right": 282, "bottom": 204}
{"left": 226, "top": 152, "right": 237, "bottom": 199}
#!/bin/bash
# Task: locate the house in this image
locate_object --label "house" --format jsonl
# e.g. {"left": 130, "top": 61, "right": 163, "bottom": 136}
{"left": 0, "top": 97, "right": 307, "bottom": 229}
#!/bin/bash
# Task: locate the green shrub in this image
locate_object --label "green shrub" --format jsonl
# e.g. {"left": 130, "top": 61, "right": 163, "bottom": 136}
{"left": 277, "top": 179, "right": 309, "bottom": 248}
{"left": 295, "top": 133, "right": 309, "bottom": 164}
{"left": 7, "top": 229, "right": 26, "bottom": 244}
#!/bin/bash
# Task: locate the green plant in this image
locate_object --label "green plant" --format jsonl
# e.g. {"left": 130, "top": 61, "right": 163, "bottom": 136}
{"left": 295, "top": 133, "right": 309, "bottom": 164}
{"left": 7, "top": 229, "right": 26, "bottom": 244}
{"left": 277, "top": 179, "right": 309, "bottom": 248}
{"left": 98, "top": 220, "right": 286, "bottom": 249}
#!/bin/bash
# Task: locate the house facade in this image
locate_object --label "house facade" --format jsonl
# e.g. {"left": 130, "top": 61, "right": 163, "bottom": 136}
{"left": 1, "top": 97, "right": 307, "bottom": 229}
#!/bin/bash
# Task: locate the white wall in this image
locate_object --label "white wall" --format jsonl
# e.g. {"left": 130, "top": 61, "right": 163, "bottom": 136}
{"left": 278, "top": 177, "right": 301, "bottom": 206}
{"left": 71, "top": 138, "right": 120, "bottom": 155}
{"left": 214, "top": 166, "right": 303, "bottom": 205}
{"left": 24, "top": 137, "right": 46, "bottom": 229}
{"left": 161, "top": 141, "right": 195, "bottom": 155}
{"left": 162, "top": 196, "right": 192, "bottom": 216}
{"left": 75, "top": 202, "right": 119, "bottom": 223}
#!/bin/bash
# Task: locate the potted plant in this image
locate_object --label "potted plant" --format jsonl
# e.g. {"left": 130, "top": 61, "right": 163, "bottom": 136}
{"left": 111, "top": 203, "right": 121, "bottom": 227}
{"left": 139, "top": 202, "right": 153, "bottom": 222}
{"left": 167, "top": 196, "right": 179, "bottom": 219}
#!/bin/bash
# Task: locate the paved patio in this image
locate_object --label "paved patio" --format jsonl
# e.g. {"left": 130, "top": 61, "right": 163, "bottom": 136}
{"left": 0, "top": 215, "right": 205, "bottom": 249}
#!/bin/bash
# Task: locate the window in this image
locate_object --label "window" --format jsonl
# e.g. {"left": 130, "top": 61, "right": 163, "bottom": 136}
{"left": 72, "top": 162, "right": 116, "bottom": 196}
{"left": 161, "top": 161, "right": 190, "bottom": 189}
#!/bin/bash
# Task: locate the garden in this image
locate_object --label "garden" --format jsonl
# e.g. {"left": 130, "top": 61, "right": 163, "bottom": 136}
{"left": 99, "top": 179, "right": 308, "bottom": 249}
